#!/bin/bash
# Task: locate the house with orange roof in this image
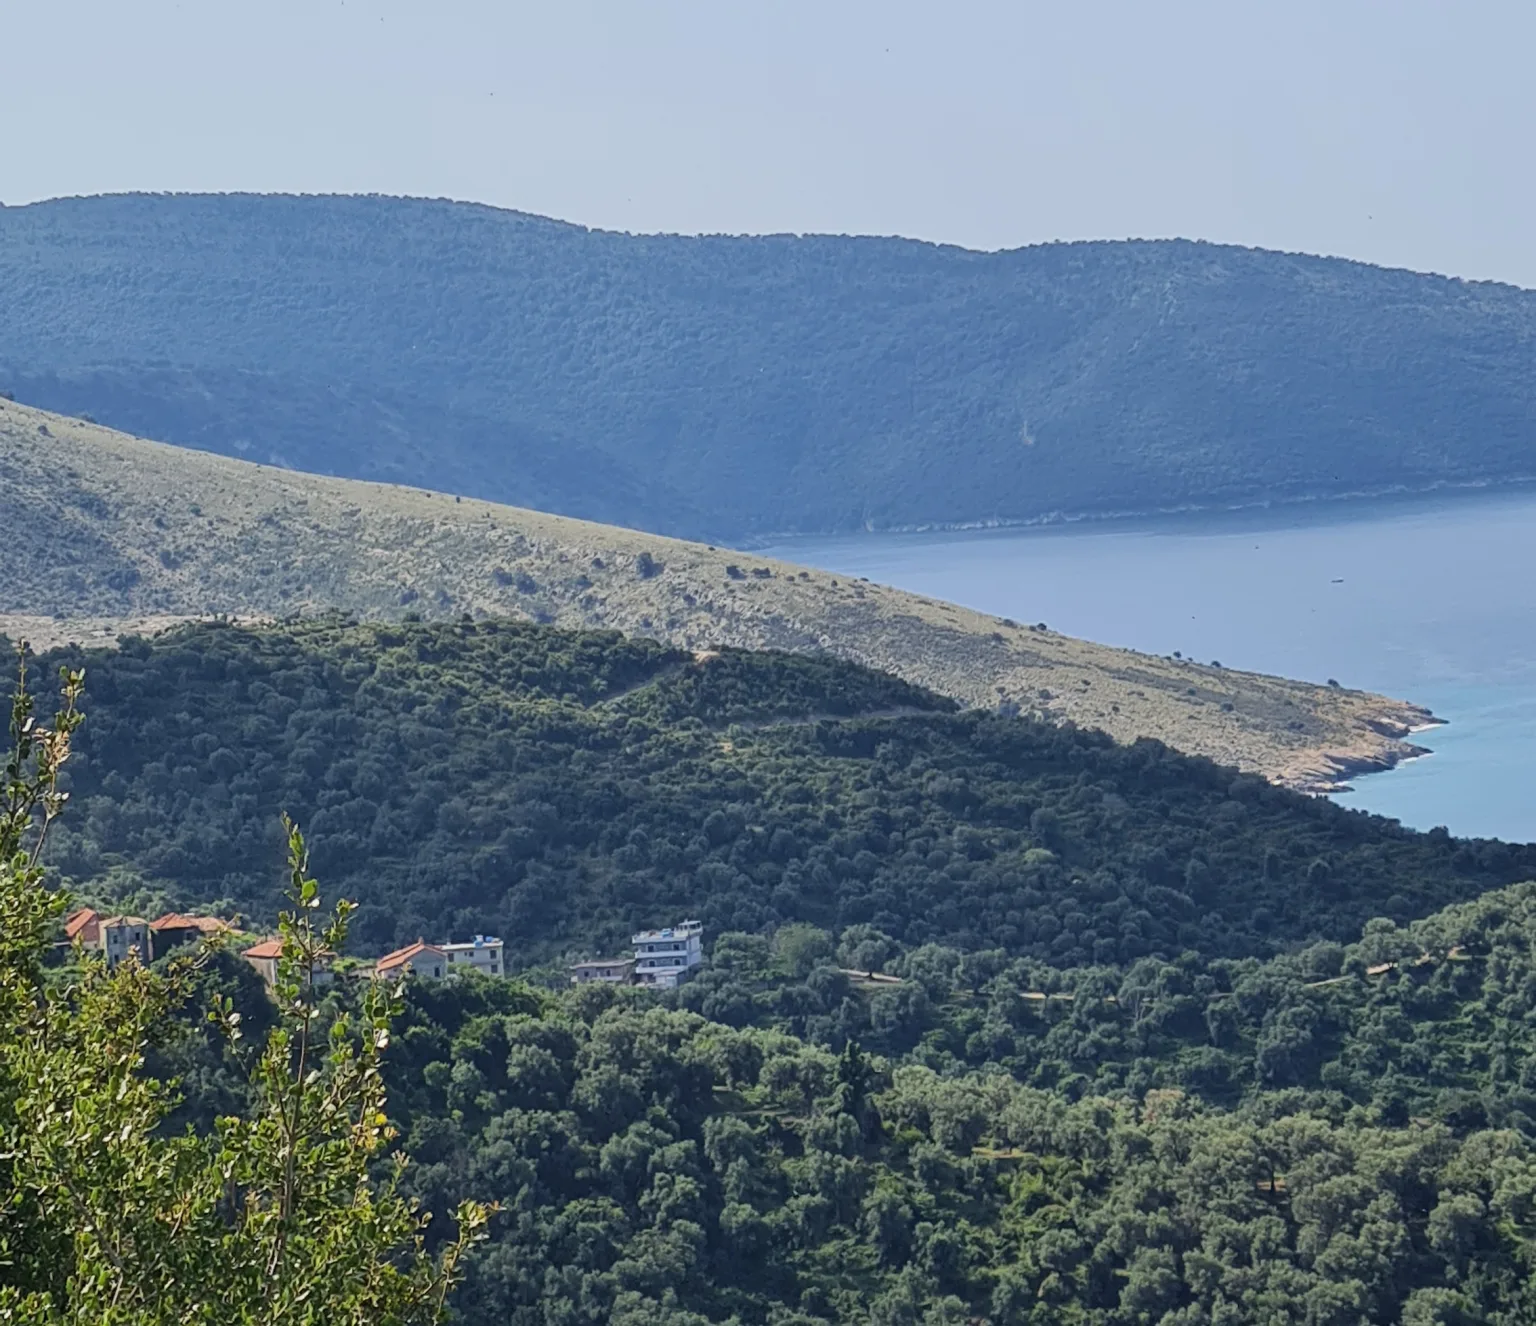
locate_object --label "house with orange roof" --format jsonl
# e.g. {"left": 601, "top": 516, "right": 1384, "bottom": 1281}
{"left": 150, "top": 912, "right": 232, "bottom": 955}
{"left": 67, "top": 908, "right": 232, "bottom": 965}
{"left": 241, "top": 938, "right": 285, "bottom": 986}
{"left": 64, "top": 908, "right": 148, "bottom": 967}
{"left": 374, "top": 940, "right": 448, "bottom": 982}
{"left": 241, "top": 937, "right": 333, "bottom": 990}
{"left": 64, "top": 907, "right": 100, "bottom": 946}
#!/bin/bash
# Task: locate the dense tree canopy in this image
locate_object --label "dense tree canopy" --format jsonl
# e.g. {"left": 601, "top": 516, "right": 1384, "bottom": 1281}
{"left": 6, "top": 193, "right": 1536, "bottom": 541}
{"left": 10, "top": 622, "right": 1536, "bottom": 1323}
{"left": 668, "top": 881, "right": 1536, "bottom": 1133}
{"left": 160, "top": 923, "right": 1536, "bottom": 1326}
{"left": 11, "top": 617, "right": 1534, "bottom": 968}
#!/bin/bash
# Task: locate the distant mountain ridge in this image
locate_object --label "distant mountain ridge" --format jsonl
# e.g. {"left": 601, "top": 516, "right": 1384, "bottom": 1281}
{"left": 3, "top": 192, "right": 1535, "bottom": 542}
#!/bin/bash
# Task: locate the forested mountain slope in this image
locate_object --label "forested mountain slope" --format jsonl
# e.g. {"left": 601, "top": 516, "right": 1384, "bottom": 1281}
{"left": 20, "top": 605, "right": 1536, "bottom": 1325}
{"left": 677, "top": 880, "right": 1536, "bottom": 1129}
{"left": 4, "top": 192, "right": 1535, "bottom": 542}
{"left": 18, "top": 616, "right": 1533, "bottom": 961}
{"left": 381, "top": 969, "right": 1536, "bottom": 1326}
{"left": 156, "top": 884, "right": 1536, "bottom": 1326}
{"left": 0, "top": 400, "right": 1435, "bottom": 790}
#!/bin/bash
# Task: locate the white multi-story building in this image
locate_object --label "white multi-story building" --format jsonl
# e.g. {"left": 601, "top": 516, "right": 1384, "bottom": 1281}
{"left": 631, "top": 920, "right": 704, "bottom": 989}
{"left": 443, "top": 935, "right": 505, "bottom": 978}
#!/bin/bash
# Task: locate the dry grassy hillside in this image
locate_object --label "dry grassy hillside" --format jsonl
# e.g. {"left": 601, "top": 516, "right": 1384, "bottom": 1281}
{"left": 0, "top": 400, "right": 1433, "bottom": 792}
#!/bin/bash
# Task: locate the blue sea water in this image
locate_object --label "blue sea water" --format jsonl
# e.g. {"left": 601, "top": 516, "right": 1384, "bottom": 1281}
{"left": 762, "top": 490, "right": 1536, "bottom": 845}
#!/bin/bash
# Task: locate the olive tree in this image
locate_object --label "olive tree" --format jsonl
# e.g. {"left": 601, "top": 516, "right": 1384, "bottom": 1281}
{"left": 0, "top": 645, "right": 490, "bottom": 1323}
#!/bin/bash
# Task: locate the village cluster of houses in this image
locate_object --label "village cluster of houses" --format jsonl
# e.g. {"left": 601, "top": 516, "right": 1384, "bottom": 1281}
{"left": 238, "top": 933, "right": 507, "bottom": 987}
{"left": 359, "top": 934, "right": 505, "bottom": 981}
{"left": 63, "top": 906, "right": 505, "bottom": 987}
{"left": 65, "top": 907, "right": 705, "bottom": 993}
{"left": 337, "top": 919, "right": 706, "bottom": 990}
{"left": 65, "top": 908, "right": 232, "bottom": 965}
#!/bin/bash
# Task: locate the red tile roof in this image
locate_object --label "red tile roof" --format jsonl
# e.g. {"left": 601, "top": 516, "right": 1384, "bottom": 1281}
{"left": 376, "top": 940, "right": 445, "bottom": 973}
{"left": 64, "top": 907, "right": 99, "bottom": 940}
{"left": 151, "top": 912, "right": 231, "bottom": 933}
{"left": 242, "top": 939, "right": 285, "bottom": 960}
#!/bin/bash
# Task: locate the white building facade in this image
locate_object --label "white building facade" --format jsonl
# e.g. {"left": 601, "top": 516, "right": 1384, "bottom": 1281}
{"left": 443, "top": 936, "right": 505, "bottom": 977}
{"left": 631, "top": 920, "right": 704, "bottom": 989}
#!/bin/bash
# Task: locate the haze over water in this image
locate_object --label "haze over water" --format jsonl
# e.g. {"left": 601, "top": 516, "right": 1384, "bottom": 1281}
{"left": 765, "top": 490, "right": 1536, "bottom": 845}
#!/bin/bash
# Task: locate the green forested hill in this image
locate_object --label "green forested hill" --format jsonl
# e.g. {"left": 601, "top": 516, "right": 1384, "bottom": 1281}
{"left": 4, "top": 193, "right": 1536, "bottom": 541}
{"left": 27, "top": 615, "right": 1536, "bottom": 1324}
{"left": 18, "top": 617, "right": 1535, "bottom": 964}
{"left": 381, "top": 981, "right": 1536, "bottom": 1326}
{"left": 153, "top": 884, "right": 1536, "bottom": 1326}
{"left": 674, "top": 881, "right": 1536, "bottom": 1130}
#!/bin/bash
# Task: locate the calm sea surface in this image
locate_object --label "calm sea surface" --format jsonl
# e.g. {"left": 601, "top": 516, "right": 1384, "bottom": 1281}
{"left": 762, "top": 491, "right": 1536, "bottom": 845}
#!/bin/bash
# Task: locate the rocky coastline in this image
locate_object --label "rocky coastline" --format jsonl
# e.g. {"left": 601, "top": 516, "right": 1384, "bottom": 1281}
{"left": 1277, "top": 707, "right": 1445, "bottom": 796}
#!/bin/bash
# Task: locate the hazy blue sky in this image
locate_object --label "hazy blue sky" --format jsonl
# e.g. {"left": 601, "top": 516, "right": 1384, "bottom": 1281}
{"left": 6, "top": 0, "right": 1533, "bottom": 286}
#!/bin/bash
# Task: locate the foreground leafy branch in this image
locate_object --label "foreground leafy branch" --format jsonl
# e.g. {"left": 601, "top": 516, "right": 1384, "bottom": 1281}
{"left": 0, "top": 644, "right": 490, "bottom": 1323}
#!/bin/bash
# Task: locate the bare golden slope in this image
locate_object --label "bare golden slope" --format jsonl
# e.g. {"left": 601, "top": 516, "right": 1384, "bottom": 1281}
{"left": 0, "top": 400, "right": 1432, "bottom": 792}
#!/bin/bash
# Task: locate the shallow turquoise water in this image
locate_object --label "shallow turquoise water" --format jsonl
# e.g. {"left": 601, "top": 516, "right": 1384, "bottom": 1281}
{"left": 762, "top": 491, "right": 1536, "bottom": 844}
